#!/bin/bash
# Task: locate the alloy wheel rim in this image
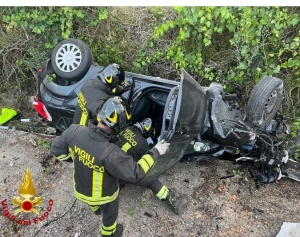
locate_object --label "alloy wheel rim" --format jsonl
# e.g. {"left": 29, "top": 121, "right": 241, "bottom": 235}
{"left": 55, "top": 43, "right": 82, "bottom": 72}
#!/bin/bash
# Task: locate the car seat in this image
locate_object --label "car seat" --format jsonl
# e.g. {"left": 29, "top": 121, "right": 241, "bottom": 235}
{"left": 131, "top": 96, "right": 152, "bottom": 123}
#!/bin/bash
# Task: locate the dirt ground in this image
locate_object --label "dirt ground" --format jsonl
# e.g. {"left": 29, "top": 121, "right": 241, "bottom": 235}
{"left": 0, "top": 126, "right": 300, "bottom": 237}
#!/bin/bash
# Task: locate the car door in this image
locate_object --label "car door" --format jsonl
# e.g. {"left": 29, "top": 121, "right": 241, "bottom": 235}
{"left": 138, "top": 70, "right": 207, "bottom": 184}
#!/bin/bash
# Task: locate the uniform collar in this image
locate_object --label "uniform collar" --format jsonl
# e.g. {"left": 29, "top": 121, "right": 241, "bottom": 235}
{"left": 92, "top": 78, "right": 108, "bottom": 91}
{"left": 87, "top": 120, "right": 116, "bottom": 142}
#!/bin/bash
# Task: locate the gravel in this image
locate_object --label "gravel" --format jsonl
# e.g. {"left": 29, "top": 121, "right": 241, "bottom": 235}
{"left": 1, "top": 128, "right": 300, "bottom": 237}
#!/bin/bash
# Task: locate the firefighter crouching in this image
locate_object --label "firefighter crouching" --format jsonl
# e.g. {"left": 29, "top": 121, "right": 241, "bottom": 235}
{"left": 116, "top": 117, "right": 189, "bottom": 215}
{"left": 72, "top": 63, "right": 132, "bottom": 126}
{"left": 50, "top": 96, "right": 170, "bottom": 237}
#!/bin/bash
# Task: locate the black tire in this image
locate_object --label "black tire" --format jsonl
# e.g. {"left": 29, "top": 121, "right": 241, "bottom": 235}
{"left": 246, "top": 76, "right": 283, "bottom": 127}
{"left": 51, "top": 38, "right": 93, "bottom": 82}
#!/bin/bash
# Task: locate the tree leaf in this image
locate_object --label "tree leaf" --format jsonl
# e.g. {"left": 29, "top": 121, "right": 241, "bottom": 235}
{"left": 237, "top": 62, "right": 248, "bottom": 69}
{"left": 241, "top": 45, "right": 249, "bottom": 56}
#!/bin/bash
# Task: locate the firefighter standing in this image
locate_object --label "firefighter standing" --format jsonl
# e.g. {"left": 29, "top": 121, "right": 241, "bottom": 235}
{"left": 72, "top": 63, "right": 131, "bottom": 126}
{"left": 116, "top": 118, "right": 189, "bottom": 215}
{"left": 50, "top": 96, "right": 170, "bottom": 237}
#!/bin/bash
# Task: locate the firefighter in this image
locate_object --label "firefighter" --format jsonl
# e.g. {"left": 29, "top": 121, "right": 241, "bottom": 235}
{"left": 116, "top": 117, "right": 189, "bottom": 215}
{"left": 50, "top": 96, "right": 170, "bottom": 237}
{"left": 72, "top": 63, "right": 131, "bottom": 126}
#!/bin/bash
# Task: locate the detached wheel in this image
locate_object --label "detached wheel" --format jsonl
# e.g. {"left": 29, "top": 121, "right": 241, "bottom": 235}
{"left": 246, "top": 76, "right": 283, "bottom": 127}
{"left": 51, "top": 38, "right": 93, "bottom": 81}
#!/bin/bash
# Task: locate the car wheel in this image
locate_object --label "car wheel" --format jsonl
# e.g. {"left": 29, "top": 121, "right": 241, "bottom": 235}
{"left": 246, "top": 76, "right": 283, "bottom": 127}
{"left": 51, "top": 38, "right": 93, "bottom": 82}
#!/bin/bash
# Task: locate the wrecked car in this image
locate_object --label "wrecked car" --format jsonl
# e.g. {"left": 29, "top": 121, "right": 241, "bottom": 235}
{"left": 33, "top": 38, "right": 299, "bottom": 185}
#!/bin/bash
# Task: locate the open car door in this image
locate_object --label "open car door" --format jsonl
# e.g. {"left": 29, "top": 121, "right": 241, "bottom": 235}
{"left": 139, "top": 70, "right": 207, "bottom": 184}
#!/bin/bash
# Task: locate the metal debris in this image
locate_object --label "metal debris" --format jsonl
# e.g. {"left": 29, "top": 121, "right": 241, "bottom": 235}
{"left": 29, "top": 138, "right": 37, "bottom": 146}
{"left": 46, "top": 127, "right": 56, "bottom": 135}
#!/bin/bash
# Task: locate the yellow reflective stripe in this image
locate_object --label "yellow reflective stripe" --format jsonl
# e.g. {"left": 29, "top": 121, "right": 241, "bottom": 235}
{"left": 105, "top": 75, "right": 113, "bottom": 84}
{"left": 89, "top": 205, "right": 100, "bottom": 212}
{"left": 156, "top": 185, "right": 169, "bottom": 200}
{"left": 137, "top": 154, "right": 155, "bottom": 174}
{"left": 138, "top": 159, "right": 149, "bottom": 173}
{"left": 55, "top": 154, "right": 70, "bottom": 161}
{"left": 125, "top": 108, "right": 131, "bottom": 119}
{"left": 102, "top": 222, "right": 117, "bottom": 231}
{"left": 102, "top": 222, "right": 117, "bottom": 235}
{"left": 121, "top": 142, "right": 132, "bottom": 152}
{"left": 68, "top": 147, "right": 75, "bottom": 160}
{"left": 101, "top": 229, "right": 113, "bottom": 236}
{"left": 92, "top": 170, "right": 103, "bottom": 199}
{"left": 74, "top": 188, "right": 119, "bottom": 205}
{"left": 79, "top": 112, "right": 88, "bottom": 126}
{"left": 105, "top": 109, "right": 117, "bottom": 123}
{"left": 143, "top": 154, "right": 155, "bottom": 167}
{"left": 144, "top": 123, "right": 151, "bottom": 131}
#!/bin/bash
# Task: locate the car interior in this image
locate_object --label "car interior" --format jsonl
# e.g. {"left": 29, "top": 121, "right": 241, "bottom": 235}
{"left": 131, "top": 88, "right": 171, "bottom": 142}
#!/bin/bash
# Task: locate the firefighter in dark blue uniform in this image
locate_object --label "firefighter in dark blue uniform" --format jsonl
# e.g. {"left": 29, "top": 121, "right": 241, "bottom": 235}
{"left": 116, "top": 118, "right": 189, "bottom": 215}
{"left": 51, "top": 96, "right": 170, "bottom": 237}
{"left": 72, "top": 63, "right": 131, "bottom": 126}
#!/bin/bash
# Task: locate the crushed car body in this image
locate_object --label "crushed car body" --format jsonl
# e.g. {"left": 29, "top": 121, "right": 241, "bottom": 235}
{"left": 33, "top": 38, "right": 300, "bottom": 185}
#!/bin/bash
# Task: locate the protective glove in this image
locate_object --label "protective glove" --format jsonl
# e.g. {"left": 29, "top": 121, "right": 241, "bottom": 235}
{"left": 112, "top": 81, "right": 132, "bottom": 95}
{"left": 122, "top": 80, "right": 132, "bottom": 92}
{"left": 142, "top": 140, "right": 170, "bottom": 170}
{"left": 153, "top": 139, "right": 170, "bottom": 156}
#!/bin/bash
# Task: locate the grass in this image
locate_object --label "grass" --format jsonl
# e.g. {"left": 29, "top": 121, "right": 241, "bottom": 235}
{"left": 127, "top": 208, "right": 134, "bottom": 215}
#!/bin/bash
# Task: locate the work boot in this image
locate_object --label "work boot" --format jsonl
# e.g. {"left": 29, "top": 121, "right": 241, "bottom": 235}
{"left": 111, "top": 224, "right": 123, "bottom": 237}
{"left": 164, "top": 190, "right": 189, "bottom": 215}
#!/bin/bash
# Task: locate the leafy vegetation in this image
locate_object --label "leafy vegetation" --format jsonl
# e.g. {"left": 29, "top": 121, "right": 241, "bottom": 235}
{"left": 137, "top": 7, "right": 300, "bottom": 88}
